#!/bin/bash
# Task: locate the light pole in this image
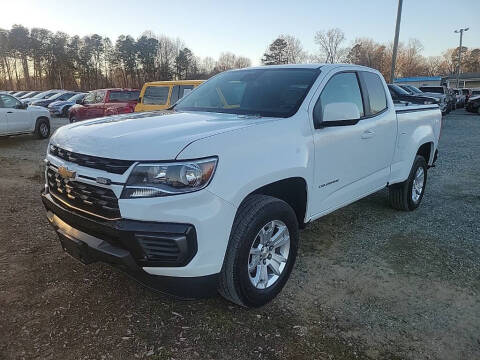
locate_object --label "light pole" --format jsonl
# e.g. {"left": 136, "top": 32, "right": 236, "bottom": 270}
{"left": 390, "top": 0, "right": 403, "bottom": 83}
{"left": 454, "top": 27, "right": 469, "bottom": 88}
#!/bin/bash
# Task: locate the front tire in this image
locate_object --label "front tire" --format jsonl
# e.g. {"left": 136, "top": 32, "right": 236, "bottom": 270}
{"left": 389, "top": 155, "right": 428, "bottom": 211}
{"left": 70, "top": 116, "right": 76, "bottom": 123}
{"left": 218, "top": 195, "right": 299, "bottom": 308}
{"left": 35, "top": 119, "right": 50, "bottom": 139}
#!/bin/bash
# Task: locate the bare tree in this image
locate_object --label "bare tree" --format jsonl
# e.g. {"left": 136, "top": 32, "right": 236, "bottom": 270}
{"left": 314, "top": 28, "right": 346, "bottom": 63}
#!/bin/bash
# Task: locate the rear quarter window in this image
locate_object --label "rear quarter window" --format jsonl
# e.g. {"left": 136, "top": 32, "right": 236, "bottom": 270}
{"left": 361, "top": 72, "right": 387, "bottom": 115}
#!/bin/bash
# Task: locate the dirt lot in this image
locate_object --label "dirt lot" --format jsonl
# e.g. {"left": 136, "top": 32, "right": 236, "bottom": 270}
{"left": 1, "top": 111, "right": 479, "bottom": 360}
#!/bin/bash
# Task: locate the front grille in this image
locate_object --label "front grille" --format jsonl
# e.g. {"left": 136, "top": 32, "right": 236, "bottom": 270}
{"left": 49, "top": 145, "right": 134, "bottom": 174}
{"left": 135, "top": 233, "right": 184, "bottom": 264}
{"left": 47, "top": 168, "right": 120, "bottom": 219}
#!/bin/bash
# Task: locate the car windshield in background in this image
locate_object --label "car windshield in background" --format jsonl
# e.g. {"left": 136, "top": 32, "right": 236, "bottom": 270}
{"left": 68, "top": 93, "right": 86, "bottom": 102}
{"left": 472, "top": 90, "right": 480, "bottom": 96}
{"left": 47, "top": 92, "right": 67, "bottom": 100}
{"left": 109, "top": 91, "right": 140, "bottom": 102}
{"left": 144, "top": 86, "right": 169, "bottom": 105}
{"left": 390, "top": 84, "right": 410, "bottom": 95}
{"left": 420, "top": 87, "right": 444, "bottom": 94}
{"left": 31, "top": 91, "right": 51, "bottom": 99}
{"left": 174, "top": 68, "right": 320, "bottom": 117}
{"left": 408, "top": 86, "right": 423, "bottom": 94}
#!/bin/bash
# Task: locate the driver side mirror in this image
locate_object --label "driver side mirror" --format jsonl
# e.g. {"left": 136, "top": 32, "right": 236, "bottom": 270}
{"left": 15, "top": 102, "right": 28, "bottom": 110}
{"left": 314, "top": 102, "right": 361, "bottom": 128}
{"left": 76, "top": 99, "right": 84, "bottom": 105}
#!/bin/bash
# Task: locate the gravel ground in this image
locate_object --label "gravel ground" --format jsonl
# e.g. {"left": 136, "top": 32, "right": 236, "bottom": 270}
{"left": 0, "top": 111, "right": 479, "bottom": 360}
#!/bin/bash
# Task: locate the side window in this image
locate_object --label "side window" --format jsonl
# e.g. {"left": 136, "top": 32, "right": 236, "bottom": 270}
{"left": 362, "top": 72, "right": 387, "bottom": 115}
{"left": 0, "top": 94, "right": 21, "bottom": 109}
{"left": 83, "top": 92, "right": 96, "bottom": 105}
{"left": 143, "top": 86, "right": 170, "bottom": 105}
{"left": 313, "top": 72, "right": 364, "bottom": 126}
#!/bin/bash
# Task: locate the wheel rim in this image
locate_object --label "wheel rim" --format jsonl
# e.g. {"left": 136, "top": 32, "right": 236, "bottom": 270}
{"left": 248, "top": 220, "right": 290, "bottom": 289}
{"left": 412, "top": 167, "right": 425, "bottom": 203}
{"left": 39, "top": 123, "right": 48, "bottom": 137}
{"left": 71, "top": 117, "right": 76, "bottom": 123}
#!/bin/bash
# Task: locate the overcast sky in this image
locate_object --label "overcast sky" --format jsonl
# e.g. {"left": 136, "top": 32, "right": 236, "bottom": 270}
{"left": 1, "top": 0, "right": 479, "bottom": 64}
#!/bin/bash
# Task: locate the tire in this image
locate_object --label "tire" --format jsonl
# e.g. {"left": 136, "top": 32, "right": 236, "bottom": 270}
{"left": 218, "top": 194, "right": 299, "bottom": 308}
{"left": 62, "top": 106, "right": 70, "bottom": 117}
{"left": 35, "top": 118, "right": 50, "bottom": 139}
{"left": 70, "top": 116, "right": 76, "bottom": 123}
{"left": 389, "top": 155, "right": 428, "bottom": 211}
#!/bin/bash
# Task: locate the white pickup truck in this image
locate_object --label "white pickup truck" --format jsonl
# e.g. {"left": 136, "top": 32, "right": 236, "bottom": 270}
{"left": 41, "top": 64, "right": 441, "bottom": 307}
{"left": 0, "top": 93, "right": 51, "bottom": 138}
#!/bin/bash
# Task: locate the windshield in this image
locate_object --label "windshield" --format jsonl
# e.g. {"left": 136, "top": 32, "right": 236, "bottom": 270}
{"left": 47, "top": 92, "right": 67, "bottom": 100}
{"left": 174, "top": 68, "right": 320, "bottom": 118}
{"left": 20, "top": 91, "right": 38, "bottom": 99}
{"left": 390, "top": 84, "right": 410, "bottom": 95}
{"left": 420, "top": 86, "right": 443, "bottom": 94}
{"left": 408, "top": 86, "right": 423, "bottom": 94}
{"left": 32, "top": 91, "right": 50, "bottom": 99}
{"left": 69, "top": 93, "right": 86, "bottom": 102}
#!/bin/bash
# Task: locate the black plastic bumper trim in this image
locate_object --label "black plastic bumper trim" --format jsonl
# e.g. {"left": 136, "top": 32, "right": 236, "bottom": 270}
{"left": 41, "top": 192, "right": 216, "bottom": 298}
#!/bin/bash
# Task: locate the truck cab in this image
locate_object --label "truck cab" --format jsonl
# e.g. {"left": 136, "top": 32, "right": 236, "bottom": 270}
{"left": 69, "top": 88, "right": 140, "bottom": 122}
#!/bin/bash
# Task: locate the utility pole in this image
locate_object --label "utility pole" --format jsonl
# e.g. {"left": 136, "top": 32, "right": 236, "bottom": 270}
{"left": 454, "top": 27, "right": 469, "bottom": 88}
{"left": 390, "top": 0, "right": 403, "bottom": 83}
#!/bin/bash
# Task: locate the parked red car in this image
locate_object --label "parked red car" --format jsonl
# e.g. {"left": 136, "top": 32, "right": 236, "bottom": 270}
{"left": 69, "top": 88, "right": 140, "bottom": 122}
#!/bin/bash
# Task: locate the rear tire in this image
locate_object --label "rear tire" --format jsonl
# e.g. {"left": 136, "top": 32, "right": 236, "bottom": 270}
{"left": 389, "top": 155, "right": 427, "bottom": 211}
{"left": 35, "top": 118, "right": 50, "bottom": 139}
{"left": 70, "top": 116, "right": 76, "bottom": 123}
{"left": 218, "top": 195, "right": 299, "bottom": 308}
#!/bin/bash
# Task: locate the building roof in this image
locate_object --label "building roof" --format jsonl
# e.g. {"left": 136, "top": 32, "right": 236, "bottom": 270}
{"left": 446, "top": 72, "right": 480, "bottom": 80}
{"left": 394, "top": 76, "right": 442, "bottom": 83}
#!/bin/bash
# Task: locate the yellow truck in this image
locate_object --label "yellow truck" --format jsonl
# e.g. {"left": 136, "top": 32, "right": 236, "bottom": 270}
{"left": 134, "top": 80, "right": 204, "bottom": 112}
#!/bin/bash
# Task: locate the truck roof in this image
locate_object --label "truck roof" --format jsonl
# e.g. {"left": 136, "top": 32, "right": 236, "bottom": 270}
{"left": 144, "top": 80, "right": 204, "bottom": 86}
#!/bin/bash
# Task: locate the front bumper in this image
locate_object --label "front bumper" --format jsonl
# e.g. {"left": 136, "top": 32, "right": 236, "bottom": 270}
{"left": 41, "top": 191, "right": 219, "bottom": 298}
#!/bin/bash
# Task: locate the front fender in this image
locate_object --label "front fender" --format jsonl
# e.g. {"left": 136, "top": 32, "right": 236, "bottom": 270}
{"left": 176, "top": 116, "right": 314, "bottom": 211}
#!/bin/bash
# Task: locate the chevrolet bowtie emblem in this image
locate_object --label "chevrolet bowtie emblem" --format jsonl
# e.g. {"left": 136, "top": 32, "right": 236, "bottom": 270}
{"left": 58, "top": 166, "right": 76, "bottom": 180}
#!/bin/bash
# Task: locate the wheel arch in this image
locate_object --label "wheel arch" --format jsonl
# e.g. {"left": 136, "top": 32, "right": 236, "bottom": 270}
{"left": 35, "top": 116, "right": 50, "bottom": 129}
{"left": 240, "top": 177, "right": 308, "bottom": 228}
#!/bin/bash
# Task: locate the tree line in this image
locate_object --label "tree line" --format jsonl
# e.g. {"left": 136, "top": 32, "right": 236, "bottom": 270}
{"left": 262, "top": 28, "right": 480, "bottom": 82}
{"left": 0, "top": 25, "right": 251, "bottom": 91}
{"left": 2, "top": 24, "right": 479, "bottom": 91}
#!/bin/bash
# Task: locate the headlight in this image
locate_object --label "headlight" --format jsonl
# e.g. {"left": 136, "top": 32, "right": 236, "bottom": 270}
{"left": 121, "top": 157, "right": 218, "bottom": 199}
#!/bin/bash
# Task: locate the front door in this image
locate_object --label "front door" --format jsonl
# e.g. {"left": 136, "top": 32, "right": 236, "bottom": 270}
{"left": 0, "top": 94, "right": 31, "bottom": 133}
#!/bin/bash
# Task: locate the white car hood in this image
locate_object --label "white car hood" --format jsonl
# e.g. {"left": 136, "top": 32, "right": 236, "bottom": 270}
{"left": 27, "top": 105, "right": 49, "bottom": 114}
{"left": 50, "top": 111, "right": 263, "bottom": 160}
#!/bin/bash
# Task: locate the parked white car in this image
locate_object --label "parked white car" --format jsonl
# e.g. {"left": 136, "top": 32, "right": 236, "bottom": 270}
{"left": 0, "top": 93, "right": 51, "bottom": 138}
{"left": 41, "top": 64, "right": 441, "bottom": 307}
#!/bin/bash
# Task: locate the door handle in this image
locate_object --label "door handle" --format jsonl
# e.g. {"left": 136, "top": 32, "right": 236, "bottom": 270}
{"left": 361, "top": 128, "right": 375, "bottom": 139}
{"left": 6, "top": 111, "right": 13, "bottom": 114}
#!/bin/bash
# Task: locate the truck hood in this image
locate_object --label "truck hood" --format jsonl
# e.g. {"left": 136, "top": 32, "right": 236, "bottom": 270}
{"left": 51, "top": 111, "right": 263, "bottom": 160}
{"left": 27, "top": 105, "right": 49, "bottom": 114}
